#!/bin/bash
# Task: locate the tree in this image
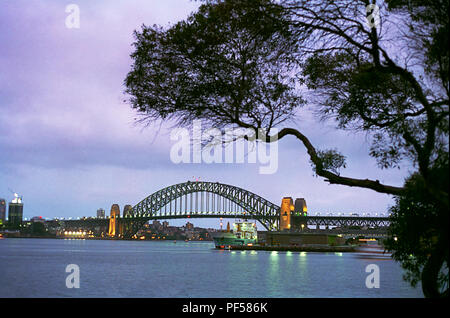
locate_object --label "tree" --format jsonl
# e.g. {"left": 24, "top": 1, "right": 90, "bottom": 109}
{"left": 124, "top": 0, "right": 449, "bottom": 297}
{"left": 384, "top": 158, "right": 448, "bottom": 297}
{"left": 125, "top": 0, "right": 303, "bottom": 134}
{"left": 282, "top": 0, "right": 448, "bottom": 297}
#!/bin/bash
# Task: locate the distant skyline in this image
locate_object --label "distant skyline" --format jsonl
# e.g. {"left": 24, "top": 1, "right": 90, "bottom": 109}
{"left": 0, "top": 0, "right": 412, "bottom": 229}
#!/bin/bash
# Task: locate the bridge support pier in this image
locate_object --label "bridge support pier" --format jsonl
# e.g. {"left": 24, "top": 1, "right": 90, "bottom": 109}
{"left": 108, "top": 204, "right": 120, "bottom": 237}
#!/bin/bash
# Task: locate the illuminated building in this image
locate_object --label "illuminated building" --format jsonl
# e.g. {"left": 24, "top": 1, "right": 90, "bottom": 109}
{"left": 97, "top": 208, "right": 105, "bottom": 218}
{"left": 8, "top": 194, "right": 24, "bottom": 228}
{"left": 0, "top": 198, "right": 6, "bottom": 224}
{"left": 108, "top": 204, "right": 120, "bottom": 236}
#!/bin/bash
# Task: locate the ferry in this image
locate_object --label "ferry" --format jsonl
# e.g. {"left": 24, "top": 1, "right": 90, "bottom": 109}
{"left": 354, "top": 239, "right": 392, "bottom": 260}
{"left": 212, "top": 221, "right": 258, "bottom": 249}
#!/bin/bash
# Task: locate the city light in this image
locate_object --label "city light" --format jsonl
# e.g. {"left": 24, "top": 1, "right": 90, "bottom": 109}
{"left": 63, "top": 230, "right": 93, "bottom": 238}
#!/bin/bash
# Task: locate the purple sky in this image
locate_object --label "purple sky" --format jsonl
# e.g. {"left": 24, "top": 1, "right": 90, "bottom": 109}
{"left": 0, "top": 0, "right": 411, "bottom": 228}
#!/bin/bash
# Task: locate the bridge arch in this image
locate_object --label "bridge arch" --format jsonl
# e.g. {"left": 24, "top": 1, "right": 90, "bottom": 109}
{"left": 129, "top": 181, "right": 280, "bottom": 231}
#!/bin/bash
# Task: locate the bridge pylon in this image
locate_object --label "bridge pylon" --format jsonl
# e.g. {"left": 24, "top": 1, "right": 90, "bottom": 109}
{"left": 108, "top": 204, "right": 120, "bottom": 237}
{"left": 279, "top": 197, "right": 307, "bottom": 231}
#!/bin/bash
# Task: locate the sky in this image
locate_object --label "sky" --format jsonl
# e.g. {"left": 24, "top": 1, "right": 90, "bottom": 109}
{"left": 0, "top": 0, "right": 413, "bottom": 229}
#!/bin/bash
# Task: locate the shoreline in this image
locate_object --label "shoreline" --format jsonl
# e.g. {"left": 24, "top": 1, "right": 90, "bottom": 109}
{"left": 0, "top": 235, "right": 213, "bottom": 242}
{"left": 224, "top": 244, "right": 356, "bottom": 252}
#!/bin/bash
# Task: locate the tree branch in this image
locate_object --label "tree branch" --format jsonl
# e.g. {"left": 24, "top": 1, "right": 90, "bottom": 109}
{"left": 263, "top": 127, "right": 406, "bottom": 195}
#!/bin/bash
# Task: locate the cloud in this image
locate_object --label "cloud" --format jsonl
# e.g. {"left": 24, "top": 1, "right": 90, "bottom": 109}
{"left": 0, "top": 0, "right": 200, "bottom": 170}
{"left": 0, "top": 1, "right": 411, "bottom": 225}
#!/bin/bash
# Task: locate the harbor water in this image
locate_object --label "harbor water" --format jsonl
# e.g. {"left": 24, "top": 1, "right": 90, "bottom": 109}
{"left": 0, "top": 238, "right": 423, "bottom": 298}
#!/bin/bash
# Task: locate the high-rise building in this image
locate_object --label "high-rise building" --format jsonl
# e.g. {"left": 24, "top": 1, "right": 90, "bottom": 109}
{"left": 8, "top": 194, "right": 24, "bottom": 227}
{"left": 97, "top": 208, "right": 105, "bottom": 218}
{"left": 0, "top": 198, "right": 6, "bottom": 224}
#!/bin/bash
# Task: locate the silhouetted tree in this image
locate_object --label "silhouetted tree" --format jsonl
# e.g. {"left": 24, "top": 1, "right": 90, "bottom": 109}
{"left": 124, "top": 0, "right": 448, "bottom": 296}
{"left": 385, "top": 158, "right": 448, "bottom": 297}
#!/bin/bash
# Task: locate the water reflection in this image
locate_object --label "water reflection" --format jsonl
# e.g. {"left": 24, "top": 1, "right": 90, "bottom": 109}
{"left": 0, "top": 239, "right": 423, "bottom": 298}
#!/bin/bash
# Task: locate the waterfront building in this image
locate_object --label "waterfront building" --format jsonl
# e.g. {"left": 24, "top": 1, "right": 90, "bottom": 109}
{"left": 97, "top": 208, "right": 105, "bottom": 218}
{"left": 152, "top": 220, "right": 161, "bottom": 230}
{"left": 186, "top": 222, "right": 194, "bottom": 230}
{"left": 31, "top": 216, "right": 45, "bottom": 223}
{"left": 8, "top": 194, "right": 24, "bottom": 227}
{"left": 0, "top": 198, "right": 6, "bottom": 224}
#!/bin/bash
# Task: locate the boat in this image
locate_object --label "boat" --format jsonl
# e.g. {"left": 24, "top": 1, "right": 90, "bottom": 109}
{"left": 212, "top": 221, "right": 258, "bottom": 249}
{"left": 354, "top": 239, "right": 392, "bottom": 260}
{"left": 0, "top": 233, "right": 4, "bottom": 239}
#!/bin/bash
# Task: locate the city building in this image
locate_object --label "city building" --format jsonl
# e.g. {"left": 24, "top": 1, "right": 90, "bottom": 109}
{"left": 0, "top": 198, "right": 6, "bottom": 224}
{"left": 8, "top": 194, "right": 24, "bottom": 227}
{"left": 97, "top": 208, "right": 105, "bottom": 218}
{"left": 152, "top": 220, "right": 161, "bottom": 230}
{"left": 185, "top": 222, "right": 194, "bottom": 230}
{"left": 30, "top": 216, "right": 45, "bottom": 223}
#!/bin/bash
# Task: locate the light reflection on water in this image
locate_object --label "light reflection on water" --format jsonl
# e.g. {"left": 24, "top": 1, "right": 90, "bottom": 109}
{"left": 0, "top": 238, "right": 423, "bottom": 298}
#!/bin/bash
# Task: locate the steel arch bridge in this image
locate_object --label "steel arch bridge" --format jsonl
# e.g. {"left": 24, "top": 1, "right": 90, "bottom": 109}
{"left": 126, "top": 181, "right": 280, "bottom": 232}
{"left": 55, "top": 181, "right": 391, "bottom": 239}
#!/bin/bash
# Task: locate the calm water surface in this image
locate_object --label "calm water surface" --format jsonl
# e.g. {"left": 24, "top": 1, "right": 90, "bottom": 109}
{"left": 0, "top": 238, "right": 423, "bottom": 298}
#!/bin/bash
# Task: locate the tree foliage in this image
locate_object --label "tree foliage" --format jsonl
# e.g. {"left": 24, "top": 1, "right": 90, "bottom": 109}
{"left": 124, "top": 0, "right": 449, "bottom": 297}
{"left": 125, "top": 0, "right": 303, "bottom": 133}
{"left": 385, "top": 158, "right": 449, "bottom": 297}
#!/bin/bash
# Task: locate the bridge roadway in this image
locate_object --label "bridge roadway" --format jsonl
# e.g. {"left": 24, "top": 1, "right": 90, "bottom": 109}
{"left": 52, "top": 214, "right": 390, "bottom": 231}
